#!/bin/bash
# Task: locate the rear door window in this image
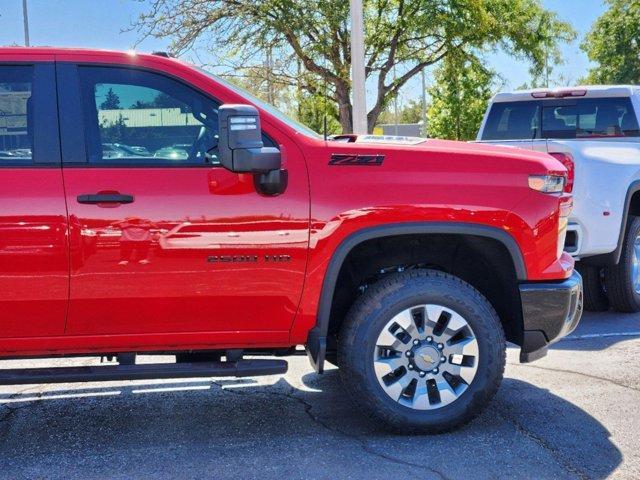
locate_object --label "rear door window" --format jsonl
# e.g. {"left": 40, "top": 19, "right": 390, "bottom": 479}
{"left": 0, "top": 66, "right": 33, "bottom": 164}
{"left": 481, "top": 101, "right": 540, "bottom": 140}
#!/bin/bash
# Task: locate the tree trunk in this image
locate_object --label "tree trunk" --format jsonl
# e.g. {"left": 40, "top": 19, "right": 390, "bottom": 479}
{"left": 335, "top": 83, "right": 353, "bottom": 134}
{"left": 367, "top": 107, "right": 383, "bottom": 134}
{"left": 338, "top": 103, "right": 352, "bottom": 133}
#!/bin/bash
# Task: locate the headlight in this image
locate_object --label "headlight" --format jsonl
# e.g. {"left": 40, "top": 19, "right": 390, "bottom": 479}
{"left": 528, "top": 175, "right": 566, "bottom": 194}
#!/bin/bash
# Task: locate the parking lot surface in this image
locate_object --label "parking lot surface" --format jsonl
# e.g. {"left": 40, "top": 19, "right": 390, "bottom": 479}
{"left": 0, "top": 311, "right": 638, "bottom": 480}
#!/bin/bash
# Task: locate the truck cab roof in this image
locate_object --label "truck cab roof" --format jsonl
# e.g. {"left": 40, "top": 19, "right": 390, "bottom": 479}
{"left": 492, "top": 85, "right": 640, "bottom": 103}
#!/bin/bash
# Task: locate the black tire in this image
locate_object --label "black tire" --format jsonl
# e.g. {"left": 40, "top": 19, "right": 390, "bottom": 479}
{"left": 576, "top": 263, "right": 609, "bottom": 312}
{"left": 604, "top": 216, "right": 640, "bottom": 313}
{"left": 337, "top": 269, "right": 505, "bottom": 434}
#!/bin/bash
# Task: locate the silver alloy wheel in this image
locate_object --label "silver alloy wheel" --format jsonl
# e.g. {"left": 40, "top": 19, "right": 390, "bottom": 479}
{"left": 373, "top": 304, "right": 479, "bottom": 410}
{"left": 633, "top": 235, "right": 640, "bottom": 294}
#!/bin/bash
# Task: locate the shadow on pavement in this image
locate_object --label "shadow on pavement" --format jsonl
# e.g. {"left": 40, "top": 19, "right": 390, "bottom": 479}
{"left": 0, "top": 368, "right": 621, "bottom": 480}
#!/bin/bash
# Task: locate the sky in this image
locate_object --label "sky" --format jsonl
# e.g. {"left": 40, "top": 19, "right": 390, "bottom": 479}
{"left": 0, "top": 0, "right": 608, "bottom": 107}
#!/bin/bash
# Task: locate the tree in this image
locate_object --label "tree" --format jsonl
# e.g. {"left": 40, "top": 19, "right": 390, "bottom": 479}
{"left": 131, "top": 0, "right": 574, "bottom": 133}
{"left": 100, "top": 115, "right": 129, "bottom": 143}
{"left": 377, "top": 99, "right": 425, "bottom": 126}
{"left": 131, "top": 92, "right": 186, "bottom": 110}
{"left": 427, "top": 55, "right": 500, "bottom": 141}
{"left": 297, "top": 92, "right": 342, "bottom": 136}
{"left": 100, "top": 88, "right": 121, "bottom": 110}
{"left": 582, "top": 0, "right": 640, "bottom": 84}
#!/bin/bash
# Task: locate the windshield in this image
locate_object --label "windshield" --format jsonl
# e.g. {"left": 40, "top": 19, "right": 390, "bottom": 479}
{"left": 197, "top": 67, "right": 322, "bottom": 140}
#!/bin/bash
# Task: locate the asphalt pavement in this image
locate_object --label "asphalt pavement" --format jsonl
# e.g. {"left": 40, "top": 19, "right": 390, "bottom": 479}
{"left": 0, "top": 311, "right": 638, "bottom": 480}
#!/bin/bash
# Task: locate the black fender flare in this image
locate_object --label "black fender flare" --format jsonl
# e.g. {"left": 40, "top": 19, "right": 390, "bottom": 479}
{"left": 305, "top": 222, "right": 526, "bottom": 373}
{"left": 582, "top": 179, "right": 640, "bottom": 267}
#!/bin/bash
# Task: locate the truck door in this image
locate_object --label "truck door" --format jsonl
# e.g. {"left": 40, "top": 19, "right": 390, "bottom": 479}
{"left": 0, "top": 59, "right": 69, "bottom": 338}
{"left": 57, "top": 63, "right": 309, "bottom": 340}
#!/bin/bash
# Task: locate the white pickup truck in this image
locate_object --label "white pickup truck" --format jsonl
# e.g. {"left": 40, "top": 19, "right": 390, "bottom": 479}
{"left": 477, "top": 86, "right": 640, "bottom": 313}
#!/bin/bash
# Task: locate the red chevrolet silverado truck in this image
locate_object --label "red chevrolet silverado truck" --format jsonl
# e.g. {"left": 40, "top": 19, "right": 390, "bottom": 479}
{"left": 0, "top": 48, "right": 582, "bottom": 433}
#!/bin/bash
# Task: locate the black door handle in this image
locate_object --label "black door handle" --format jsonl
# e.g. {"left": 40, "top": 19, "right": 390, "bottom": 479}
{"left": 77, "top": 194, "right": 135, "bottom": 204}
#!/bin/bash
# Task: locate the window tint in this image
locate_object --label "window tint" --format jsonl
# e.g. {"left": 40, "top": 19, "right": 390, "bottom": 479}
{"left": 0, "top": 66, "right": 33, "bottom": 164}
{"left": 481, "top": 97, "right": 640, "bottom": 140}
{"left": 79, "top": 67, "right": 220, "bottom": 165}
{"left": 481, "top": 101, "right": 540, "bottom": 140}
{"left": 542, "top": 98, "right": 639, "bottom": 138}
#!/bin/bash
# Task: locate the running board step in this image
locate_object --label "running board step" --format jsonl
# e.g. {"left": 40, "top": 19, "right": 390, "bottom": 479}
{"left": 0, "top": 359, "right": 288, "bottom": 386}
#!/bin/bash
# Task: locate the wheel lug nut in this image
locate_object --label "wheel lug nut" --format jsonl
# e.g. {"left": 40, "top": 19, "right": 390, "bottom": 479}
{"left": 433, "top": 368, "right": 439, "bottom": 374}
{"left": 413, "top": 339, "right": 420, "bottom": 345}
{"left": 437, "top": 343, "right": 444, "bottom": 350}
{"left": 408, "top": 364, "right": 414, "bottom": 370}
{"left": 440, "top": 356, "right": 446, "bottom": 362}
{"left": 405, "top": 351, "right": 412, "bottom": 357}
{"left": 427, "top": 336, "right": 433, "bottom": 342}
{"left": 419, "top": 372, "right": 426, "bottom": 377}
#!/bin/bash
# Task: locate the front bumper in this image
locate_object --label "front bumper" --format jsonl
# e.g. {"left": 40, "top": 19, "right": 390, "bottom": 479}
{"left": 519, "top": 271, "right": 583, "bottom": 362}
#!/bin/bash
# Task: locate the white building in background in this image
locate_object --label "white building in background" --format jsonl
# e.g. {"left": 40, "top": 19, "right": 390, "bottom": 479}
{"left": 99, "top": 108, "right": 202, "bottom": 128}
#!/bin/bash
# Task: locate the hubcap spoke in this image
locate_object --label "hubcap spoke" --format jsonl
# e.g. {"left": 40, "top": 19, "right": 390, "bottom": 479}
{"left": 381, "top": 370, "right": 415, "bottom": 401}
{"left": 435, "top": 378, "right": 458, "bottom": 405}
{"left": 374, "top": 355, "right": 405, "bottom": 377}
{"left": 412, "top": 384, "right": 431, "bottom": 409}
{"left": 446, "top": 336, "right": 479, "bottom": 357}
{"left": 437, "top": 311, "right": 467, "bottom": 342}
{"left": 376, "top": 328, "right": 409, "bottom": 352}
{"left": 424, "top": 305, "right": 445, "bottom": 333}
{"left": 444, "top": 362, "right": 476, "bottom": 384}
{"left": 391, "top": 308, "right": 420, "bottom": 338}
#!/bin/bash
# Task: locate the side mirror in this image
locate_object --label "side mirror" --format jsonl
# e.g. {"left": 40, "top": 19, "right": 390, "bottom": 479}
{"left": 218, "top": 104, "right": 281, "bottom": 173}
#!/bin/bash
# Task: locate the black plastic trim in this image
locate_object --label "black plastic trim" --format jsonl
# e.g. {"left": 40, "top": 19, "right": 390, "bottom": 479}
{"left": 0, "top": 359, "right": 288, "bottom": 385}
{"left": 582, "top": 180, "right": 640, "bottom": 267}
{"left": 0, "top": 62, "right": 61, "bottom": 168}
{"left": 519, "top": 271, "right": 583, "bottom": 362}
{"left": 305, "top": 222, "right": 526, "bottom": 373}
{"left": 56, "top": 62, "right": 87, "bottom": 164}
{"left": 77, "top": 194, "right": 135, "bottom": 204}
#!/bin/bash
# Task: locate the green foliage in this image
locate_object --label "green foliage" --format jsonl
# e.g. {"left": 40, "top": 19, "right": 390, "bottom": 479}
{"left": 133, "top": 0, "right": 574, "bottom": 133}
{"left": 297, "top": 93, "right": 342, "bottom": 136}
{"left": 377, "top": 99, "right": 425, "bottom": 126}
{"left": 582, "top": 0, "right": 640, "bottom": 84}
{"left": 427, "top": 55, "right": 499, "bottom": 141}
{"left": 100, "top": 115, "right": 129, "bottom": 143}
{"left": 100, "top": 88, "right": 121, "bottom": 110}
{"left": 132, "top": 92, "right": 185, "bottom": 109}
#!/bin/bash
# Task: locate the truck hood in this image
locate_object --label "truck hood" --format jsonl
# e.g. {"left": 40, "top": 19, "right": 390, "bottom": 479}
{"left": 334, "top": 135, "right": 563, "bottom": 174}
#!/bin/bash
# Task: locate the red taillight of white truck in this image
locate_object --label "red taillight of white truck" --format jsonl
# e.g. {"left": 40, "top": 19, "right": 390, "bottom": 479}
{"left": 549, "top": 152, "right": 575, "bottom": 193}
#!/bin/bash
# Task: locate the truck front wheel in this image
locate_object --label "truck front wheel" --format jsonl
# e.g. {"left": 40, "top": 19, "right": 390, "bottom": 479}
{"left": 604, "top": 216, "right": 640, "bottom": 313}
{"left": 337, "top": 269, "right": 505, "bottom": 433}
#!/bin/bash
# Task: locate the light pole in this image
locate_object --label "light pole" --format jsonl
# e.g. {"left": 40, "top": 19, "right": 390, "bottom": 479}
{"left": 22, "top": 0, "right": 30, "bottom": 47}
{"left": 421, "top": 68, "right": 428, "bottom": 137}
{"left": 350, "top": 0, "right": 367, "bottom": 134}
